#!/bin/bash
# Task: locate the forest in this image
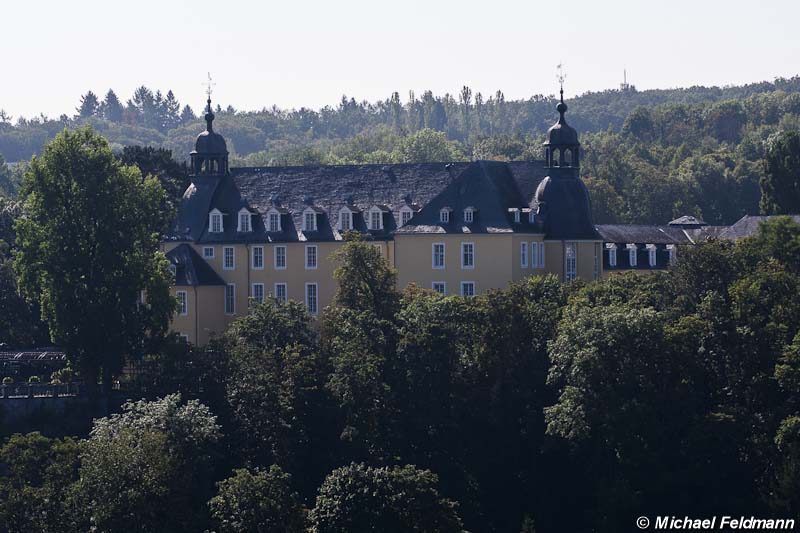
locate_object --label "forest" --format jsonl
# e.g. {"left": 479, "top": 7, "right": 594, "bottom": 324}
{"left": 3, "top": 75, "right": 800, "bottom": 225}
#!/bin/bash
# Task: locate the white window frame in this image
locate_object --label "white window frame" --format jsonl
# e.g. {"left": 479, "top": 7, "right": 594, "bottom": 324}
{"left": 647, "top": 245, "right": 657, "bottom": 267}
{"left": 223, "top": 246, "right": 235, "bottom": 270}
{"left": 461, "top": 242, "right": 474, "bottom": 269}
{"left": 252, "top": 246, "right": 264, "bottom": 269}
{"left": 432, "top": 281, "right": 446, "bottom": 295}
{"left": 667, "top": 245, "right": 676, "bottom": 264}
{"left": 305, "top": 245, "right": 318, "bottom": 270}
{"left": 463, "top": 208, "right": 474, "bottom": 223}
{"left": 179, "top": 333, "right": 190, "bottom": 343}
{"left": 202, "top": 246, "right": 214, "bottom": 258}
{"left": 460, "top": 281, "right": 475, "bottom": 297}
{"left": 439, "top": 209, "right": 450, "bottom": 224}
{"left": 274, "top": 283, "right": 287, "bottom": 303}
{"left": 176, "top": 290, "right": 188, "bottom": 316}
{"left": 565, "top": 242, "right": 577, "bottom": 281}
{"left": 339, "top": 208, "right": 353, "bottom": 231}
{"left": 237, "top": 208, "right": 252, "bottom": 232}
{"left": 628, "top": 245, "right": 638, "bottom": 267}
{"left": 225, "top": 283, "right": 235, "bottom": 315}
{"left": 520, "top": 242, "right": 529, "bottom": 268}
{"left": 305, "top": 282, "right": 318, "bottom": 315}
{"left": 400, "top": 206, "right": 413, "bottom": 226}
{"left": 209, "top": 209, "right": 223, "bottom": 233}
{"left": 251, "top": 283, "right": 265, "bottom": 305}
{"left": 267, "top": 210, "right": 282, "bottom": 233}
{"left": 594, "top": 243, "right": 600, "bottom": 280}
{"left": 513, "top": 210, "right": 521, "bottom": 223}
{"left": 537, "top": 242, "right": 545, "bottom": 268}
{"left": 608, "top": 246, "right": 618, "bottom": 267}
{"left": 303, "top": 209, "right": 317, "bottom": 232}
{"left": 432, "top": 242, "right": 445, "bottom": 269}
{"left": 274, "top": 246, "right": 287, "bottom": 270}
{"left": 369, "top": 208, "right": 383, "bottom": 230}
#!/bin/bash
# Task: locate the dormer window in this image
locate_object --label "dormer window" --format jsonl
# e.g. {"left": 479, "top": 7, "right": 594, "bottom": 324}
{"left": 368, "top": 207, "right": 385, "bottom": 231}
{"left": 514, "top": 210, "right": 520, "bottom": 223}
{"left": 647, "top": 244, "right": 657, "bottom": 267}
{"left": 267, "top": 210, "right": 282, "bottom": 233}
{"left": 209, "top": 209, "right": 223, "bottom": 233}
{"left": 340, "top": 208, "right": 353, "bottom": 231}
{"left": 627, "top": 244, "right": 638, "bottom": 267}
{"left": 440, "top": 208, "right": 451, "bottom": 224}
{"left": 400, "top": 206, "right": 414, "bottom": 226}
{"left": 528, "top": 211, "right": 535, "bottom": 223}
{"left": 237, "top": 208, "right": 252, "bottom": 232}
{"left": 303, "top": 209, "right": 317, "bottom": 232}
{"left": 667, "top": 244, "right": 676, "bottom": 264}
{"left": 463, "top": 207, "right": 475, "bottom": 224}
{"left": 606, "top": 244, "right": 618, "bottom": 267}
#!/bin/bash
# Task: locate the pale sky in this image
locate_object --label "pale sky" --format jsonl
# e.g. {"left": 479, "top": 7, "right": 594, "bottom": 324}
{"left": 2, "top": 0, "right": 799, "bottom": 119}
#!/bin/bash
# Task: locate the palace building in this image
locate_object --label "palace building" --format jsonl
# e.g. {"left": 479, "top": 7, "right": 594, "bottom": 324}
{"left": 162, "top": 91, "right": 781, "bottom": 345}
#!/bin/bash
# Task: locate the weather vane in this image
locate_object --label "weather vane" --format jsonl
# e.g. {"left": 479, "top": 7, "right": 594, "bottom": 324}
{"left": 556, "top": 63, "right": 566, "bottom": 99}
{"left": 204, "top": 72, "right": 216, "bottom": 102}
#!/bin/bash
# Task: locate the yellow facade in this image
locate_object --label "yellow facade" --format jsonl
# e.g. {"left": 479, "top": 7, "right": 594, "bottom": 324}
{"left": 166, "top": 236, "right": 601, "bottom": 344}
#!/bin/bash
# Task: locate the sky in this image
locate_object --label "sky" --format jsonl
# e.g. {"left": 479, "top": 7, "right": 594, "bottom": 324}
{"left": 2, "top": 0, "right": 799, "bottom": 119}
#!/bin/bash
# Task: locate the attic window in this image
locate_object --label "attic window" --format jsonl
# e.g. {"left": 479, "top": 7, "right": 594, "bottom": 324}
{"left": 514, "top": 211, "right": 520, "bottom": 224}
{"left": 303, "top": 210, "right": 317, "bottom": 232}
{"left": 369, "top": 208, "right": 383, "bottom": 230}
{"left": 463, "top": 208, "right": 474, "bottom": 224}
{"left": 209, "top": 209, "right": 223, "bottom": 233}
{"left": 400, "top": 206, "right": 413, "bottom": 226}
{"left": 667, "top": 244, "right": 676, "bottom": 264}
{"left": 627, "top": 244, "right": 638, "bottom": 267}
{"left": 237, "top": 209, "right": 252, "bottom": 232}
{"left": 606, "top": 244, "right": 618, "bottom": 267}
{"left": 268, "top": 211, "right": 281, "bottom": 233}
{"left": 647, "top": 244, "right": 657, "bottom": 267}
{"left": 340, "top": 209, "right": 353, "bottom": 231}
{"left": 440, "top": 209, "right": 450, "bottom": 224}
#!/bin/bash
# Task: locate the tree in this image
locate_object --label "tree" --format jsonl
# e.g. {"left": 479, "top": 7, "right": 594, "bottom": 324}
{"left": 393, "top": 129, "right": 465, "bottom": 163}
{"left": 0, "top": 432, "right": 81, "bottom": 533}
{"left": 761, "top": 130, "right": 800, "bottom": 215}
{"left": 76, "top": 395, "right": 221, "bottom": 532}
{"left": 14, "top": 127, "right": 174, "bottom": 398}
{"left": 76, "top": 91, "right": 100, "bottom": 119}
{"left": 209, "top": 466, "right": 307, "bottom": 533}
{"left": 101, "top": 89, "right": 123, "bottom": 122}
{"left": 309, "top": 463, "right": 462, "bottom": 533}
{"left": 583, "top": 176, "right": 626, "bottom": 223}
{"left": 180, "top": 104, "right": 196, "bottom": 124}
{"left": 118, "top": 145, "right": 190, "bottom": 213}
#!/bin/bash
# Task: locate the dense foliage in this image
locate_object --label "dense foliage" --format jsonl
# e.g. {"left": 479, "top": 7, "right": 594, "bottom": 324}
{"left": 3, "top": 225, "right": 799, "bottom": 531}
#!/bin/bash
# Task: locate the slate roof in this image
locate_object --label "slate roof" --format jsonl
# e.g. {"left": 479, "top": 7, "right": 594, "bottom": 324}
{"left": 596, "top": 224, "right": 696, "bottom": 244}
{"left": 166, "top": 244, "right": 226, "bottom": 286}
{"left": 718, "top": 214, "right": 800, "bottom": 241}
{"left": 397, "top": 160, "right": 543, "bottom": 235}
{"left": 167, "top": 161, "right": 550, "bottom": 243}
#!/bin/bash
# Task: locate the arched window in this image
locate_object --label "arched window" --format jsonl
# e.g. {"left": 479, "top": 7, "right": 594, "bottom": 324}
{"left": 552, "top": 148, "right": 560, "bottom": 167}
{"left": 564, "top": 148, "right": 572, "bottom": 166}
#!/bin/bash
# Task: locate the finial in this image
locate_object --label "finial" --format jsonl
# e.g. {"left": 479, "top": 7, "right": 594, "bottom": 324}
{"left": 555, "top": 63, "right": 568, "bottom": 120}
{"left": 203, "top": 72, "right": 216, "bottom": 132}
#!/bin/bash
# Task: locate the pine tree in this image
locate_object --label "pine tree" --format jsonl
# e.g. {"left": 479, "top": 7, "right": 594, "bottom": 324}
{"left": 163, "top": 90, "right": 181, "bottom": 131}
{"left": 180, "top": 105, "right": 196, "bottom": 124}
{"left": 76, "top": 91, "right": 100, "bottom": 119}
{"left": 102, "top": 90, "right": 123, "bottom": 122}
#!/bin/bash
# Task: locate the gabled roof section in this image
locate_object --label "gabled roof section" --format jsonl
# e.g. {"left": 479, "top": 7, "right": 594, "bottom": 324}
{"left": 166, "top": 244, "right": 225, "bottom": 286}
{"left": 397, "top": 161, "right": 536, "bottom": 234}
{"left": 718, "top": 214, "right": 800, "bottom": 241}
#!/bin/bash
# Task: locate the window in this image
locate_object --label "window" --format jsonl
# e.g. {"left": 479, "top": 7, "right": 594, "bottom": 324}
{"left": 180, "top": 333, "right": 190, "bottom": 344}
{"left": 304, "top": 212, "right": 316, "bottom": 232}
{"left": 594, "top": 243, "right": 600, "bottom": 280}
{"left": 305, "top": 245, "right": 318, "bottom": 269}
{"left": 432, "top": 243, "right": 445, "bottom": 269}
{"left": 648, "top": 246, "right": 657, "bottom": 267}
{"left": 565, "top": 242, "right": 577, "bottom": 281}
{"left": 203, "top": 247, "right": 214, "bottom": 258}
{"left": 464, "top": 208, "right": 474, "bottom": 223}
{"left": 252, "top": 246, "right": 264, "bottom": 269}
{"left": 628, "top": 246, "right": 638, "bottom": 267}
{"left": 340, "top": 210, "right": 352, "bottom": 231}
{"left": 533, "top": 242, "right": 545, "bottom": 269}
{"left": 274, "top": 246, "right": 286, "bottom": 270}
{"left": 520, "top": 242, "right": 529, "bottom": 268}
{"left": 440, "top": 209, "right": 450, "bottom": 224}
{"left": 238, "top": 210, "right": 251, "bottom": 232}
{"left": 667, "top": 245, "right": 676, "bottom": 264}
{"left": 209, "top": 210, "right": 223, "bottom": 233}
{"left": 461, "top": 242, "right": 474, "bottom": 269}
{"left": 461, "top": 281, "right": 475, "bottom": 297}
{"left": 305, "top": 283, "right": 318, "bottom": 314}
{"left": 274, "top": 283, "right": 287, "bottom": 303}
{"left": 176, "top": 291, "right": 187, "bottom": 316}
{"left": 432, "top": 282, "right": 446, "bottom": 295}
{"left": 513, "top": 210, "right": 521, "bottom": 223}
{"left": 225, "top": 284, "right": 235, "bottom": 315}
{"left": 400, "top": 208, "right": 413, "bottom": 226}
{"left": 608, "top": 247, "right": 617, "bottom": 267}
{"left": 528, "top": 211, "right": 536, "bottom": 223}
{"left": 251, "top": 283, "right": 264, "bottom": 305}
{"left": 268, "top": 212, "right": 281, "bottom": 232}
{"left": 223, "top": 247, "right": 235, "bottom": 270}
{"left": 370, "top": 210, "right": 382, "bottom": 230}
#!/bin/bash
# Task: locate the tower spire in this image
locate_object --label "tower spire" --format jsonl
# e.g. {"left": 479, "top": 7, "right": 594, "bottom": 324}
{"left": 203, "top": 72, "right": 216, "bottom": 132}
